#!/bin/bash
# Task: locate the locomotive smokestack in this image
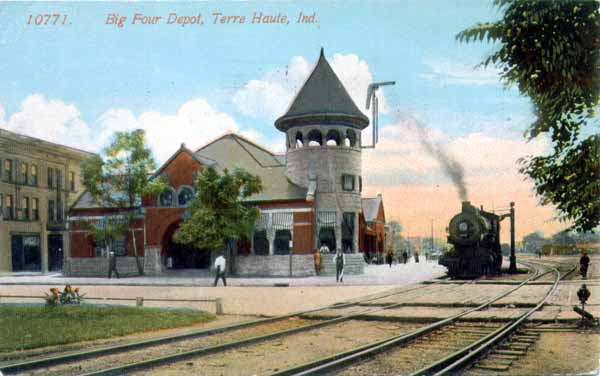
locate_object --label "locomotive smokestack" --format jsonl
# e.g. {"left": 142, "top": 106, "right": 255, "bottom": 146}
{"left": 462, "top": 201, "right": 471, "bottom": 211}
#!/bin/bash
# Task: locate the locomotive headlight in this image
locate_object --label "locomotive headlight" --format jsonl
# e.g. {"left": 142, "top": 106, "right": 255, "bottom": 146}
{"left": 459, "top": 222, "right": 468, "bottom": 232}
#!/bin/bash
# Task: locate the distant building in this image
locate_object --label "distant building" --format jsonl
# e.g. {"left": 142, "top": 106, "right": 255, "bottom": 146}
{"left": 0, "top": 129, "right": 93, "bottom": 273}
{"left": 67, "top": 49, "right": 387, "bottom": 276}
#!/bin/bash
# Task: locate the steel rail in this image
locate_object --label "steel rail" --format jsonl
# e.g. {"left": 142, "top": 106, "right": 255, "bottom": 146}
{"left": 76, "top": 284, "right": 464, "bottom": 376}
{"left": 267, "top": 265, "right": 550, "bottom": 376}
{"left": 421, "top": 266, "right": 560, "bottom": 376}
{"left": 0, "top": 283, "right": 434, "bottom": 374}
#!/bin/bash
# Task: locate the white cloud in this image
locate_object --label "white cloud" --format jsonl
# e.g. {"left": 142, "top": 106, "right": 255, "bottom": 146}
{"left": 97, "top": 98, "right": 260, "bottom": 162}
{"left": 0, "top": 94, "right": 95, "bottom": 151}
{"left": 363, "top": 116, "right": 550, "bottom": 186}
{"left": 419, "top": 60, "right": 500, "bottom": 86}
{"left": 0, "top": 95, "right": 265, "bottom": 163}
{"left": 232, "top": 53, "right": 385, "bottom": 122}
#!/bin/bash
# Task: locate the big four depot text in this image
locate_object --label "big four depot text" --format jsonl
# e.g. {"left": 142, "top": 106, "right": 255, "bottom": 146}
{"left": 106, "top": 11, "right": 318, "bottom": 28}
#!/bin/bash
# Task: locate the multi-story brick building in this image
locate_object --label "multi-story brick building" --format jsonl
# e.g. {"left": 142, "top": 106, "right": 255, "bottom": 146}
{"left": 0, "top": 129, "right": 94, "bottom": 273}
{"left": 67, "top": 50, "right": 386, "bottom": 277}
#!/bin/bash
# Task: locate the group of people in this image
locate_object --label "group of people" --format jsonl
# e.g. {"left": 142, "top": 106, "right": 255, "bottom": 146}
{"left": 383, "top": 250, "right": 418, "bottom": 267}
{"left": 313, "top": 243, "right": 346, "bottom": 283}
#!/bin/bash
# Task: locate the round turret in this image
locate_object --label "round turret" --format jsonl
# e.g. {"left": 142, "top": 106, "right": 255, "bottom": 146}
{"left": 275, "top": 49, "right": 368, "bottom": 253}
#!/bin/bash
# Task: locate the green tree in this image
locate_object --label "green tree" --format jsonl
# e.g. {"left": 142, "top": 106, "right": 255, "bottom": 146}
{"left": 81, "top": 130, "right": 166, "bottom": 275}
{"left": 457, "top": 0, "right": 600, "bottom": 232}
{"left": 173, "top": 166, "right": 262, "bottom": 273}
{"left": 522, "top": 231, "right": 546, "bottom": 253}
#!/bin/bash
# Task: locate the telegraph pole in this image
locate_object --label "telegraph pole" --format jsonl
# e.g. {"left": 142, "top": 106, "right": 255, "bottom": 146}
{"left": 509, "top": 202, "right": 517, "bottom": 273}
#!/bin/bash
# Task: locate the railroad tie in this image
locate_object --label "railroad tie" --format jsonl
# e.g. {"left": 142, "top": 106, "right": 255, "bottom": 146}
{"left": 474, "top": 363, "right": 510, "bottom": 371}
{"left": 488, "top": 354, "right": 520, "bottom": 361}
{"left": 499, "top": 344, "right": 529, "bottom": 351}
{"left": 495, "top": 349, "right": 527, "bottom": 356}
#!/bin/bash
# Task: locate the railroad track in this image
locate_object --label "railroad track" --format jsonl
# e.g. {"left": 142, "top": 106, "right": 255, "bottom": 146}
{"left": 266, "top": 261, "right": 565, "bottom": 376}
{"left": 1, "top": 261, "right": 567, "bottom": 376}
{"left": 0, "top": 282, "right": 460, "bottom": 376}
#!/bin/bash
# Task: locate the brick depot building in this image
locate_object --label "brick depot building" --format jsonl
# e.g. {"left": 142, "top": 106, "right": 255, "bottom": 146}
{"left": 66, "top": 50, "right": 386, "bottom": 277}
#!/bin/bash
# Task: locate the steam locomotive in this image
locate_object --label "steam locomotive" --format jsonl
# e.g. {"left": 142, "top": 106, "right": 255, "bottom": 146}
{"left": 439, "top": 201, "right": 502, "bottom": 279}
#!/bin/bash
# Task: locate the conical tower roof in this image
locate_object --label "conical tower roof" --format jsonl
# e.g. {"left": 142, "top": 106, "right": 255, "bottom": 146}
{"left": 275, "top": 49, "right": 369, "bottom": 132}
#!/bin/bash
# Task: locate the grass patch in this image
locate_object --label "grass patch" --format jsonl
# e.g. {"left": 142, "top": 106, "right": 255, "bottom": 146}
{"left": 0, "top": 304, "right": 215, "bottom": 352}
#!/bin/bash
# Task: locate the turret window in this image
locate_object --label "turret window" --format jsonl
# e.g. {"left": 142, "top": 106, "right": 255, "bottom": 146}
{"left": 295, "top": 131, "right": 304, "bottom": 148}
{"left": 342, "top": 174, "right": 355, "bottom": 191}
{"left": 307, "top": 129, "right": 323, "bottom": 146}
{"left": 346, "top": 129, "right": 357, "bottom": 147}
{"left": 325, "top": 129, "right": 341, "bottom": 146}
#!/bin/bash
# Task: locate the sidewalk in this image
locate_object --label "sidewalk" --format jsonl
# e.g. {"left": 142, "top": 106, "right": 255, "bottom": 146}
{"left": 0, "top": 261, "right": 446, "bottom": 316}
{"left": 0, "top": 260, "right": 447, "bottom": 287}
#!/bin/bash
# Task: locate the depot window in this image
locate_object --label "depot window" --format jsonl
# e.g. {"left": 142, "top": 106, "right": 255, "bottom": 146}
{"left": 253, "top": 230, "right": 269, "bottom": 255}
{"left": 274, "top": 230, "right": 292, "bottom": 255}
{"left": 342, "top": 174, "right": 355, "bottom": 191}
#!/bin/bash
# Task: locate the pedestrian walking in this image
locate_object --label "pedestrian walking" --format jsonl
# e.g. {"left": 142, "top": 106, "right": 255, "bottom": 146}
{"left": 333, "top": 248, "right": 345, "bottom": 283}
{"left": 213, "top": 253, "right": 227, "bottom": 286}
{"left": 313, "top": 248, "right": 322, "bottom": 276}
{"left": 108, "top": 251, "right": 120, "bottom": 279}
{"left": 402, "top": 250, "right": 408, "bottom": 264}
{"left": 580, "top": 251, "right": 590, "bottom": 280}
{"left": 386, "top": 250, "right": 393, "bottom": 268}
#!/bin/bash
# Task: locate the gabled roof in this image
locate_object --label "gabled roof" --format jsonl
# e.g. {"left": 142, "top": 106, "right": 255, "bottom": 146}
{"left": 275, "top": 49, "right": 369, "bottom": 131}
{"left": 195, "top": 133, "right": 306, "bottom": 202}
{"left": 153, "top": 143, "right": 216, "bottom": 178}
{"left": 362, "top": 194, "right": 384, "bottom": 222}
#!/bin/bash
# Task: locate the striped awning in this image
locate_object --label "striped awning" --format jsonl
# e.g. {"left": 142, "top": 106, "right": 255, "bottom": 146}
{"left": 272, "top": 212, "right": 293, "bottom": 230}
{"left": 317, "top": 211, "right": 336, "bottom": 226}
{"left": 254, "top": 213, "right": 270, "bottom": 230}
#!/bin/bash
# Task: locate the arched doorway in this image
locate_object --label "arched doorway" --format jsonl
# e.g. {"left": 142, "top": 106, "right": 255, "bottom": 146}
{"left": 162, "top": 221, "right": 211, "bottom": 269}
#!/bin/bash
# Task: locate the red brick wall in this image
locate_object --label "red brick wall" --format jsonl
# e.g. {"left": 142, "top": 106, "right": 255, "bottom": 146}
{"left": 145, "top": 207, "right": 185, "bottom": 248}
{"left": 143, "top": 150, "right": 204, "bottom": 206}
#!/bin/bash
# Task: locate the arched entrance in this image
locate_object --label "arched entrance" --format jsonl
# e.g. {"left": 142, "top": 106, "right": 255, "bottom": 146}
{"left": 162, "top": 221, "right": 211, "bottom": 269}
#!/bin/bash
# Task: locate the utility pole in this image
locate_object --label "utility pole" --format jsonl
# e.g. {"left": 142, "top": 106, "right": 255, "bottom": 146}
{"left": 509, "top": 202, "right": 517, "bottom": 273}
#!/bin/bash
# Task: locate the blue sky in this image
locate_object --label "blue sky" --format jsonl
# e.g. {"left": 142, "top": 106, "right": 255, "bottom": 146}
{"left": 0, "top": 1, "right": 569, "bottom": 238}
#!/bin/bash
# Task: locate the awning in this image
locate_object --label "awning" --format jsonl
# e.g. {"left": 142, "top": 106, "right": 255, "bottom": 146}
{"left": 254, "top": 213, "right": 270, "bottom": 230}
{"left": 317, "top": 211, "right": 336, "bottom": 226}
{"left": 273, "top": 212, "right": 293, "bottom": 230}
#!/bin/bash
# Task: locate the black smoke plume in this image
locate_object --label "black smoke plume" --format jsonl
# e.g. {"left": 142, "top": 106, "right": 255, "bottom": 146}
{"left": 410, "top": 117, "right": 468, "bottom": 201}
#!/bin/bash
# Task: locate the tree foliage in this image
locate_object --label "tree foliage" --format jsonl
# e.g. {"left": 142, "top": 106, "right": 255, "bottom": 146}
{"left": 173, "top": 167, "right": 263, "bottom": 252}
{"left": 81, "top": 129, "right": 166, "bottom": 274}
{"left": 457, "top": 0, "right": 600, "bottom": 231}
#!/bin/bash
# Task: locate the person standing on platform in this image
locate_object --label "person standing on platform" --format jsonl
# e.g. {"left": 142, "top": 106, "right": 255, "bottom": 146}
{"left": 213, "top": 253, "right": 227, "bottom": 286}
{"left": 334, "top": 248, "right": 345, "bottom": 283}
{"left": 414, "top": 251, "right": 420, "bottom": 263}
{"left": 402, "top": 250, "right": 408, "bottom": 264}
{"left": 319, "top": 242, "right": 330, "bottom": 255}
{"left": 580, "top": 251, "right": 590, "bottom": 280}
{"left": 108, "top": 251, "right": 120, "bottom": 279}
{"left": 313, "top": 248, "right": 322, "bottom": 276}
{"left": 386, "top": 250, "right": 393, "bottom": 268}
